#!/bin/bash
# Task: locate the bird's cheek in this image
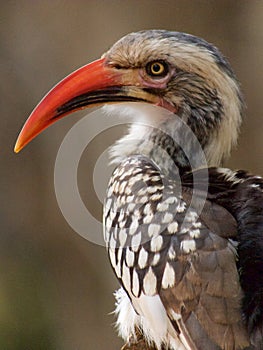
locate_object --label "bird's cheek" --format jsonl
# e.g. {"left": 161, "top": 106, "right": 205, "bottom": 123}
{"left": 118, "top": 68, "right": 177, "bottom": 113}
{"left": 119, "top": 69, "right": 143, "bottom": 87}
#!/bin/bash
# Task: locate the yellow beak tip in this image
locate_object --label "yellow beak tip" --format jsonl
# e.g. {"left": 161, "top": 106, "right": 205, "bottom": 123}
{"left": 14, "top": 143, "right": 21, "bottom": 153}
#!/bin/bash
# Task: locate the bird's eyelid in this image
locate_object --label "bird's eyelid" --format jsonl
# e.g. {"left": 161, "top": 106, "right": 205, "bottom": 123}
{"left": 112, "top": 64, "right": 123, "bottom": 70}
{"left": 104, "top": 60, "right": 127, "bottom": 70}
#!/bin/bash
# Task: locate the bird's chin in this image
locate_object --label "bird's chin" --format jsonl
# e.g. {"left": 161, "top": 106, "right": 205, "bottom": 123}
{"left": 102, "top": 102, "right": 176, "bottom": 126}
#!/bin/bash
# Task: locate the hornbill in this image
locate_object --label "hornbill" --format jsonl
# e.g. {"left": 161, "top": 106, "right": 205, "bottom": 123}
{"left": 15, "top": 30, "right": 263, "bottom": 350}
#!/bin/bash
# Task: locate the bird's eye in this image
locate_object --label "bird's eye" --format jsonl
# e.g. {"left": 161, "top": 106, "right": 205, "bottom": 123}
{"left": 146, "top": 61, "right": 169, "bottom": 78}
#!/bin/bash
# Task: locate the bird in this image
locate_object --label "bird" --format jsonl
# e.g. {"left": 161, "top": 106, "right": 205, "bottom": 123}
{"left": 14, "top": 30, "right": 263, "bottom": 350}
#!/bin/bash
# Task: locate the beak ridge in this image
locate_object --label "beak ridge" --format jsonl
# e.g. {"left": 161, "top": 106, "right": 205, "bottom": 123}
{"left": 14, "top": 58, "right": 122, "bottom": 152}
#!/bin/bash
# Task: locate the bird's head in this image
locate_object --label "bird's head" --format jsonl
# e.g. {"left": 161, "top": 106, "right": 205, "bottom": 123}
{"left": 15, "top": 30, "right": 243, "bottom": 167}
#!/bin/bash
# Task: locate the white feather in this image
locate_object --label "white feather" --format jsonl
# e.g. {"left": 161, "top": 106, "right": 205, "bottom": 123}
{"left": 114, "top": 287, "right": 189, "bottom": 350}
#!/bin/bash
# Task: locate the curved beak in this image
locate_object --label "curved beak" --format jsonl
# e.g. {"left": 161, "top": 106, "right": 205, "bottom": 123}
{"left": 14, "top": 57, "right": 163, "bottom": 153}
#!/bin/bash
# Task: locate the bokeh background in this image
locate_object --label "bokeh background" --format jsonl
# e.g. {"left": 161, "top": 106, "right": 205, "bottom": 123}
{"left": 1, "top": 1, "right": 263, "bottom": 349}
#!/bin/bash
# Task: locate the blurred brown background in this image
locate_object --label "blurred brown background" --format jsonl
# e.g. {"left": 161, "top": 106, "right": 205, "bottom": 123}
{"left": 1, "top": 1, "right": 263, "bottom": 349}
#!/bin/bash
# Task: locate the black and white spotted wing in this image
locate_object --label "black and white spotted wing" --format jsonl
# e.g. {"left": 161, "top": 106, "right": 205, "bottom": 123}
{"left": 103, "top": 155, "right": 261, "bottom": 349}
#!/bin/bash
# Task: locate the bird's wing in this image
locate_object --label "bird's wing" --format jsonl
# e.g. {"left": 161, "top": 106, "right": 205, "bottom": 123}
{"left": 157, "top": 177, "right": 251, "bottom": 349}
{"left": 105, "top": 156, "right": 261, "bottom": 350}
{"left": 177, "top": 167, "right": 263, "bottom": 349}
{"left": 158, "top": 192, "right": 248, "bottom": 350}
{"left": 207, "top": 169, "right": 263, "bottom": 349}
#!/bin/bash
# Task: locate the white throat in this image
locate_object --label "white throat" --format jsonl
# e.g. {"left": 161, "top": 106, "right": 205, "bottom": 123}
{"left": 104, "top": 103, "right": 208, "bottom": 173}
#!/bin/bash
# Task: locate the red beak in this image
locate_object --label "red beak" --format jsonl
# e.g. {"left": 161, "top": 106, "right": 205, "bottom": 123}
{"left": 14, "top": 57, "right": 173, "bottom": 153}
{"left": 14, "top": 58, "right": 137, "bottom": 153}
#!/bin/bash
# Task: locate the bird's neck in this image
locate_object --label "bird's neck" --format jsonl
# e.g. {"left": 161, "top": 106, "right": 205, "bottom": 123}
{"left": 110, "top": 116, "right": 208, "bottom": 176}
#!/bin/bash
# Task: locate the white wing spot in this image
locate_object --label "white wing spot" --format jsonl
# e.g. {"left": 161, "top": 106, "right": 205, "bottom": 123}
{"left": 180, "top": 240, "right": 196, "bottom": 253}
{"left": 132, "top": 168, "right": 142, "bottom": 175}
{"left": 122, "top": 262, "right": 131, "bottom": 291}
{"left": 104, "top": 227, "right": 110, "bottom": 242}
{"left": 168, "top": 245, "right": 176, "bottom": 260}
{"left": 119, "top": 228, "right": 127, "bottom": 247}
{"left": 116, "top": 167, "right": 124, "bottom": 177}
{"left": 125, "top": 186, "right": 132, "bottom": 195}
{"left": 117, "top": 248, "right": 122, "bottom": 265}
{"left": 105, "top": 198, "right": 112, "bottom": 211}
{"left": 143, "top": 203, "right": 152, "bottom": 215}
{"left": 129, "top": 219, "right": 139, "bottom": 235}
{"left": 167, "top": 222, "right": 178, "bottom": 234}
{"left": 110, "top": 210, "right": 116, "bottom": 221}
{"left": 120, "top": 195, "right": 127, "bottom": 205}
{"left": 109, "top": 235, "right": 117, "bottom": 249}
{"left": 162, "top": 212, "right": 173, "bottom": 224}
{"left": 138, "top": 188, "right": 148, "bottom": 196}
{"left": 148, "top": 224, "right": 161, "bottom": 237}
{"left": 147, "top": 186, "right": 158, "bottom": 194}
{"left": 162, "top": 263, "right": 175, "bottom": 289}
{"left": 157, "top": 202, "right": 169, "bottom": 212}
{"left": 119, "top": 181, "right": 126, "bottom": 194}
{"left": 143, "top": 268, "right": 157, "bottom": 296}
{"left": 169, "top": 309, "right": 181, "bottom": 321}
{"left": 131, "top": 232, "right": 142, "bottom": 252}
{"left": 108, "top": 247, "right": 116, "bottom": 267}
{"left": 193, "top": 221, "right": 202, "bottom": 229}
{"left": 151, "top": 176, "right": 161, "bottom": 182}
{"left": 133, "top": 173, "right": 144, "bottom": 182}
{"left": 164, "top": 196, "right": 177, "bottom": 205}
{"left": 138, "top": 248, "right": 148, "bottom": 269}
{"left": 142, "top": 174, "right": 151, "bottom": 182}
{"left": 186, "top": 210, "right": 198, "bottom": 222}
{"left": 143, "top": 213, "right": 154, "bottom": 224}
{"left": 177, "top": 202, "right": 186, "bottom": 213}
{"left": 114, "top": 260, "right": 121, "bottom": 278}
{"left": 151, "top": 253, "right": 160, "bottom": 266}
{"left": 125, "top": 248, "right": 135, "bottom": 267}
{"left": 190, "top": 229, "right": 200, "bottom": 238}
{"left": 151, "top": 193, "right": 162, "bottom": 201}
{"left": 126, "top": 195, "right": 134, "bottom": 203}
{"left": 118, "top": 209, "right": 125, "bottom": 222}
{"left": 251, "top": 184, "right": 260, "bottom": 188}
{"left": 107, "top": 186, "right": 113, "bottom": 196}
{"left": 113, "top": 182, "right": 120, "bottom": 193}
{"left": 119, "top": 220, "right": 126, "bottom": 229}
{"left": 139, "top": 196, "right": 148, "bottom": 204}
{"left": 150, "top": 236, "right": 163, "bottom": 252}
{"left": 106, "top": 217, "right": 112, "bottom": 231}
{"left": 133, "top": 209, "right": 141, "bottom": 218}
{"left": 132, "top": 270, "right": 140, "bottom": 297}
{"left": 127, "top": 203, "right": 136, "bottom": 212}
